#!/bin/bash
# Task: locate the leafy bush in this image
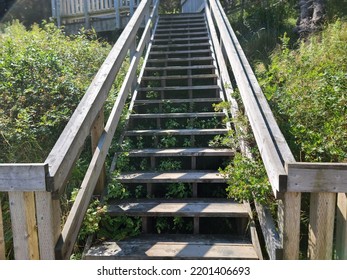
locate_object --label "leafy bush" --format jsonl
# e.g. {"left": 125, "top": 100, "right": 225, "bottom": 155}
{"left": 257, "top": 20, "right": 347, "bottom": 162}
{"left": 0, "top": 21, "right": 110, "bottom": 162}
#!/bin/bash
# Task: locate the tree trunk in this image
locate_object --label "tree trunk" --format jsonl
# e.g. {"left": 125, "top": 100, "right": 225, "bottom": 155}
{"left": 295, "top": 0, "right": 326, "bottom": 37}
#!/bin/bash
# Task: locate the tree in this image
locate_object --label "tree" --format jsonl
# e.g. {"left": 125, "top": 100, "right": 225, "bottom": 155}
{"left": 295, "top": 0, "right": 326, "bottom": 36}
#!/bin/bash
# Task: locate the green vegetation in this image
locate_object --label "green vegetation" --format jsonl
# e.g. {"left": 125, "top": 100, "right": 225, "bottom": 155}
{"left": 257, "top": 20, "right": 347, "bottom": 162}
{"left": 0, "top": 21, "right": 110, "bottom": 162}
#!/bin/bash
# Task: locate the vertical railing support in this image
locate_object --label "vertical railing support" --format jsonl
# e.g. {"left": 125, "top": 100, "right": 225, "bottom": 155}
{"left": 130, "top": 0, "right": 135, "bottom": 16}
{"left": 308, "top": 193, "right": 336, "bottom": 259}
{"left": 84, "top": 0, "right": 91, "bottom": 29}
{"left": 8, "top": 192, "right": 40, "bottom": 259}
{"left": 91, "top": 109, "right": 106, "bottom": 195}
{"left": 56, "top": 0, "right": 62, "bottom": 27}
{"left": 336, "top": 193, "right": 347, "bottom": 259}
{"left": 278, "top": 192, "right": 301, "bottom": 259}
{"left": 0, "top": 198, "right": 5, "bottom": 260}
{"left": 115, "top": 0, "right": 121, "bottom": 29}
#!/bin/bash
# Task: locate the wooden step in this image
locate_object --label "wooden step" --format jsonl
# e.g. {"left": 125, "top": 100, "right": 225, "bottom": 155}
{"left": 138, "top": 85, "right": 219, "bottom": 92}
{"left": 84, "top": 234, "right": 258, "bottom": 260}
{"left": 148, "top": 57, "right": 213, "bottom": 63}
{"left": 141, "top": 74, "right": 217, "bottom": 81}
{"left": 116, "top": 171, "right": 225, "bottom": 183}
{"left": 129, "top": 112, "right": 225, "bottom": 119}
{"left": 134, "top": 98, "right": 222, "bottom": 105}
{"left": 158, "top": 17, "right": 205, "bottom": 24}
{"left": 107, "top": 199, "right": 249, "bottom": 218}
{"left": 155, "top": 26, "right": 207, "bottom": 33}
{"left": 124, "top": 128, "right": 228, "bottom": 136}
{"left": 153, "top": 37, "right": 209, "bottom": 43}
{"left": 149, "top": 49, "right": 211, "bottom": 56}
{"left": 160, "top": 13, "right": 205, "bottom": 20}
{"left": 157, "top": 23, "right": 206, "bottom": 29}
{"left": 154, "top": 31, "right": 208, "bottom": 38}
{"left": 151, "top": 42, "right": 211, "bottom": 49}
{"left": 127, "top": 148, "right": 234, "bottom": 157}
{"left": 145, "top": 65, "right": 215, "bottom": 71}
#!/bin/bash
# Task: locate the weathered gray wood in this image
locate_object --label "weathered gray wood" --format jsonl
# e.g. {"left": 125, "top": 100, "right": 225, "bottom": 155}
{"left": 130, "top": 112, "right": 225, "bottom": 119}
{"left": 0, "top": 199, "right": 5, "bottom": 260}
{"left": 156, "top": 26, "right": 207, "bottom": 33}
{"left": 35, "top": 192, "right": 60, "bottom": 260}
{"left": 151, "top": 42, "right": 210, "bottom": 49}
{"left": 154, "top": 37, "right": 209, "bottom": 43}
{"left": 8, "top": 192, "right": 39, "bottom": 259}
{"left": 155, "top": 31, "right": 209, "bottom": 38}
{"left": 125, "top": 128, "right": 228, "bottom": 136}
{"left": 128, "top": 148, "right": 234, "bottom": 157}
{"left": 45, "top": 0, "right": 152, "bottom": 194}
{"left": 91, "top": 109, "right": 106, "bottom": 195}
{"left": 0, "top": 164, "right": 48, "bottom": 192}
{"left": 56, "top": 0, "right": 160, "bottom": 260}
{"left": 139, "top": 85, "right": 219, "bottom": 92}
{"left": 336, "top": 193, "right": 347, "bottom": 259}
{"left": 134, "top": 97, "right": 222, "bottom": 104}
{"left": 308, "top": 192, "right": 336, "bottom": 259}
{"left": 117, "top": 171, "right": 225, "bottom": 183}
{"left": 244, "top": 202, "right": 263, "bottom": 260}
{"left": 182, "top": 0, "right": 205, "bottom": 13}
{"left": 277, "top": 192, "right": 301, "bottom": 260}
{"left": 142, "top": 74, "right": 217, "bottom": 80}
{"left": 158, "top": 22, "right": 205, "bottom": 28}
{"left": 286, "top": 163, "right": 347, "bottom": 193}
{"left": 108, "top": 199, "right": 248, "bottom": 217}
{"left": 85, "top": 234, "right": 258, "bottom": 260}
{"left": 150, "top": 50, "right": 211, "bottom": 56}
{"left": 148, "top": 57, "right": 213, "bottom": 63}
{"left": 254, "top": 201, "right": 283, "bottom": 260}
{"left": 209, "top": 0, "right": 291, "bottom": 195}
{"left": 145, "top": 65, "right": 215, "bottom": 71}
{"left": 160, "top": 13, "right": 205, "bottom": 19}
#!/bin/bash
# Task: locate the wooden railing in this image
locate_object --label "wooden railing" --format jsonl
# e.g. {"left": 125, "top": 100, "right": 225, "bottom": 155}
{"left": 0, "top": 0, "right": 159, "bottom": 260}
{"left": 52, "top": 0, "right": 143, "bottom": 30}
{"left": 205, "top": 0, "right": 347, "bottom": 260}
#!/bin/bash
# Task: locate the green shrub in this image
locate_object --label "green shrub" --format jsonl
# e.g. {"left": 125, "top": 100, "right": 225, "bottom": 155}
{"left": 258, "top": 20, "right": 347, "bottom": 162}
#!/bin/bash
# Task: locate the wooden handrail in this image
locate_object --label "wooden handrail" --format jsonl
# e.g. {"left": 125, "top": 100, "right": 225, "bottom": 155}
{"left": 55, "top": 0, "right": 159, "bottom": 259}
{"left": 45, "top": 0, "right": 152, "bottom": 195}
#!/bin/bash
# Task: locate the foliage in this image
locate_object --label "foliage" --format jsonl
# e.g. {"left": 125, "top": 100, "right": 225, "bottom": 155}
{"left": 257, "top": 20, "right": 347, "bottom": 162}
{"left": 0, "top": 21, "right": 110, "bottom": 163}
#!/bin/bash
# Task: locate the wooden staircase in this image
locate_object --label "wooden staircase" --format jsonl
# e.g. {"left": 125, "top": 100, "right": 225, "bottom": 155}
{"left": 84, "top": 13, "right": 261, "bottom": 260}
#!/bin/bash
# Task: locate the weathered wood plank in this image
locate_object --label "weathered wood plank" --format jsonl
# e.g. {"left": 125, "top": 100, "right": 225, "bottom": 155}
{"left": 308, "top": 193, "right": 336, "bottom": 259}
{"left": 9, "top": 192, "right": 39, "bottom": 259}
{"left": 91, "top": 109, "right": 106, "bottom": 195}
{"left": 108, "top": 199, "right": 248, "bottom": 217}
{"left": 277, "top": 192, "right": 301, "bottom": 259}
{"left": 0, "top": 164, "right": 48, "bottom": 192}
{"left": 254, "top": 201, "right": 283, "bottom": 260}
{"left": 142, "top": 74, "right": 217, "bottom": 80}
{"left": 336, "top": 193, "right": 347, "bottom": 259}
{"left": 128, "top": 148, "right": 234, "bottom": 157}
{"left": 148, "top": 57, "right": 213, "bottom": 63}
{"left": 85, "top": 234, "right": 257, "bottom": 260}
{"left": 155, "top": 31, "right": 209, "bottom": 38}
{"left": 145, "top": 65, "right": 215, "bottom": 71}
{"left": 139, "top": 85, "right": 219, "bottom": 92}
{"left": 35, "top": 192, "right": 60, "bottom": 260}
{"left": 151, "top": 42, "right": 211, "bottom": 49}
{"left": 45, "top": 0, "right": 152, "bottom": 194}
{"left": 286, "top": 163, "right": 347, "bottom": 193}
{"left": 125, "top": 128, "right": 228, "bottom": 136}
{"left": 0, "top": 198, "right": 5, "bottom": 260}
{"left": 55, "top": 0, "right": 160, "bottom": 260}
{"left": 130, "top": 112, "right": 225, "bottom": 119}
{"left": 117, "top": 171, "right": 225, "bottom": 183}
{"left": 154, "top": 37, "right": 210, "bottom": 43}
{"left": 134, "top": 97, "right": 222, "bottom": 104}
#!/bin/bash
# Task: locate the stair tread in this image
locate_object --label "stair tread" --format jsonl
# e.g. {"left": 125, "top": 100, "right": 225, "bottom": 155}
{"left": 141, "top": 74, "right": 217, "bottom": 80}
{"left": 85, "top": 234, "right": 258, "bottom": 260}
{"left": 156, "top": 27, "right": 207, "bottom": 33}
{"left": 154, "top": 37, "right": 209, "bottom": 43}
{"left": 107, "top": 199, "right": 248, "bottom": 217}
{"left": 154, "top": 31, "right": 208, "bottom": 38}
{"left": 125, "top": 128, "right": 228, "bottom": 136}
{"left": 134, "top": 98, "right": 222, "bottom": 104}
{"left": 145, "top": 65, "right": 215, "bottom": 71}
{"left": 130, "top": 112, "right": 225, "bottom": 119}
{"left": 157, "top": 23, "right": 206, "bottom": 28}
{"left": 147, "top": 57, "right": 213, "bottom": 63}
{"left": 139, "top": 85, "right": 219, "bottom": 91}
{"left": 117, "top": 171, "right": 225, "bottom": 183}
{"left": 160, "top": 13, "right": 205, "bottom": 19}
{"left": 151, "top": 42, "right": 211, "bottom": 49}
{"left": 127, "top": 148, "right": 234, "bottom": 157}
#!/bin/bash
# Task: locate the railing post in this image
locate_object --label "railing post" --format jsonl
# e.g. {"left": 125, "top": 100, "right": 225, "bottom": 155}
{"left": 8, "top": 192, "right": 40, "bottom": 259}
{"left": 278, "top": 192, "right": 301, "bottom": 259}
{"left": 56, "top": 0, "right": 62, "bottom": 27}
{"left": 336, "top": 193, "right": 347, "bottom": 259}
{"left": 129, "top": 40, "right": 137, "bottom": 93}
{"left": 308, "top": 193, "right": 336, "bottom": 259}
{"left": 84, "top": 0, "right": 91, "bottom": 29}
{"left": 115, "top": 0, "right": 121, "bottom": 29}
{"left": 91, "top": 109, "right": 106, "bottom": 195}
{"left": 0, "top": 197, "right": 5, "bottom": 260}
{"left": 130, "top": 0, "right": 135, "bottom": 16}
